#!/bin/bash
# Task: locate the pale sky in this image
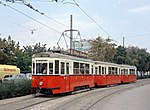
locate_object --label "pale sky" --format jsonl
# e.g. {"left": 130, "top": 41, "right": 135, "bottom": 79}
{"left": 0, "top": 0, "right": 150, "bottom": 51}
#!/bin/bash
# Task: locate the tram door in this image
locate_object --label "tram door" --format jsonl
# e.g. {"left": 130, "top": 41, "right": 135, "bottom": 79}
{"left": 60, "top": 61, "right": 70, "bottom": 92}
{"left": 65, "top": 62, "right": 70, "bottom": 92}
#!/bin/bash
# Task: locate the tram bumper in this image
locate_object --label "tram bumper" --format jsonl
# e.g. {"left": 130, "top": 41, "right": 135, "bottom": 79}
{"left": 32, "top": 88, "right": 53, "bottom": 95}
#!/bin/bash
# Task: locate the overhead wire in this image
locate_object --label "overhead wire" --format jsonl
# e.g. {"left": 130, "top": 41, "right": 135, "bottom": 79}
{"left": 22, "top": 0, "right": 68, "bottom": 28}
{"left": 1, "top": 0, "right": 113, "bottom": 48}
{"left": 4, "top": 0, "right": 68, "bottom": 28}
{"left": 115, "top": 32, "right": 150, "bottom": 40}
{"left": 71, "top": 0, "right": 111, "bottom": 37}
{"left": 0, "top": 16, "right": 43, "bottom": 35}
{"left": 0, "top": 1, "right": 62, "bottom": 34}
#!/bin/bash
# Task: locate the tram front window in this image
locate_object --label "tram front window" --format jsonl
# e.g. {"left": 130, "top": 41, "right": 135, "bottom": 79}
{"left": 36, "top": 63, "right": 47, "bottom": 74}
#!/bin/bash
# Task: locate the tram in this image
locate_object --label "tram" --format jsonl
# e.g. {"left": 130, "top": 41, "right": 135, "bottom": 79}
{"left": 31, "top": 51, "right": 137, "bottom": 95}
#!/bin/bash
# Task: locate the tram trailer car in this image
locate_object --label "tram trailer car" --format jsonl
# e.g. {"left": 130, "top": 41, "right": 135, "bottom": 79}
{"left": 31, "top": 52, "right": 137, "bottom": 95}
{"left": 94, "top": 61, "right": 137, "bottom": 86}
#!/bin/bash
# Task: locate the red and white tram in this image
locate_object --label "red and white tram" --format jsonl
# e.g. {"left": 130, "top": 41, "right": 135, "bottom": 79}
{"left": 31, "top": 52, "right": 137, "bottom": 95}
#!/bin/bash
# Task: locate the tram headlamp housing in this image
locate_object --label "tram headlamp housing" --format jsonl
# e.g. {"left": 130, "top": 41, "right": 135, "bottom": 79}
{"left": 39, "top": 81, "right": 43, "bottom": 86}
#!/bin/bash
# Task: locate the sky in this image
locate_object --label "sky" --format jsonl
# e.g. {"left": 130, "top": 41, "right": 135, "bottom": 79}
{"left": 0, "top": 0, "right": 150, "bottom": 52}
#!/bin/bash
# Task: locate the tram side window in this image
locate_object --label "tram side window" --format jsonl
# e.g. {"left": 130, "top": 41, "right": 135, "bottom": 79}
{"left": 133, "top": 69, "right": 135, "bottom": 74}
{"left": 129, "top": 69, "right": 132, "bottom": 74}
{"left": 80, "top": 63, "right": 85, "bottom": 74}
{"left": 95, "top": 67, "right": 98, "bottom": 74}
{"left": 66, "top": 63, "right": 69, "bottom": 74}
{"left": 130, "top": 69, "right": 135, "bottom": 75}
{"left": 55, "top": 60, "right": 59, "bottom": 74}
{"left": 36, "top": 63, "right": 47, "bottom": 74}
{"left": 125, "top": 69, "right": 128, "bottom": 74}
{"left": 108, "top": 67, "right": 111, "bottom": 74}
{"left": 61, "top": 62, "right": 65, "bottom": 74}
{"left": 121, "top": 69, "right": 124, "bottom": 75}
{"left": 115, "top": 67, "right": 118, "bottom": 75}
{"left": 112, "top": 67, "right": 115, "bottom": 74}
{"left": 49, "top": 63, "right": 53, "bottom": 74}
{"left": 73, "top": 62, "right": 79, "bottom": 74}
{"left": 36, "top": 63, "right": 46, "bottom": 74}
{"left": 41, "top": 63, "right": 47, "bottom": 74}
{"left": 85, "top": 64, "right": 89, "bottom": 74}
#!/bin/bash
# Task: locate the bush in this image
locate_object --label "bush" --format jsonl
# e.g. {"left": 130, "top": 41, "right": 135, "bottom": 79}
{"left": 0, "top": 79, "right": 31, "bottom": 100}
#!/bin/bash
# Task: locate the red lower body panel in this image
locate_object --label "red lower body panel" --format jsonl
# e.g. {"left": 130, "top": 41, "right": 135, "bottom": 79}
{"left": 31, "top": 74, "right": 137, "bottom": 94}
{"left": 128, "top": 75, "right": 137, "bottom": 82}
{"left": 94, "top": 75, "right": 107, "bottom": 86}
{"left": 32, "top": 75, "right": 94, "bottom": 94}
{"left": 106, "top": 75, "right": 121, "bottom": 85}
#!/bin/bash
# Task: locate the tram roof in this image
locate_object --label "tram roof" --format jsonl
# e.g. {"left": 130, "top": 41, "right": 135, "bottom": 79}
{"left": 95, "top": 61, "right": 136, "bottom": 68}
{"left": 119, "top": 64, "right": 136, "bottom": 68}
{"left": 32, "top": 52, "right": 136, "bottom": 68}
{"left": 32, "top": 52, "right": 93, "bottom": 63}
{"left": 94, "top": 61, "right": 119, "bottom": 66}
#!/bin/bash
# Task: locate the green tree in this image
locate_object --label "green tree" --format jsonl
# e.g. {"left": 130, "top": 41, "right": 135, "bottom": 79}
{"left": 23, "top": 42, "right": 47, "bottom": 56}
{"left": 0, "top": 36, "right": 17, "bottom": 64}
{"left": 136, "top": 48, "right": 150, "bottom": 72}
{"left": 89, "top": 36, "right": 116, "bottom": 62}
{"left": 113, "top": 46, "right": 128, "bottom": 64}
{"left": 114, "top": 45, "right": 150, "bottom": 72}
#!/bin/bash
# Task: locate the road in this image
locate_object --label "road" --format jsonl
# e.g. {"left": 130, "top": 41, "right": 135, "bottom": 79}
{"left": 0, "top": 79, "right": 149, "bottom": 110}
{"left": 103, "top": 84, "right": 150, "bottom": 110}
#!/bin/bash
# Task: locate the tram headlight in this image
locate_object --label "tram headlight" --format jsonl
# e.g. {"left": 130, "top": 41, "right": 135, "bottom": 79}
{"left": 39, "top": 81, "right": 43, "bottom": 86}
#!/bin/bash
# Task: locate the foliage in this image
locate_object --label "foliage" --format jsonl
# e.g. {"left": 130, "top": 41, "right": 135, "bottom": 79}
{"left": 0, "top": 36, "right": 47, "bottom": 72}
{"left": 89, "top": 36, "right": 116, "bottom": 62}
{"left": 113, "top": 46, "right": 128, "bottom": 64}
{"left": 113, "top": 46, "right": 150, "bottom": 72}
{"left": 89, "top": 36, "right": 150, "bottom": 72}
{"left": 0, "top": 36, "right": 16, "bottom": 64}
{"left": 0, "top": 35, "right": 150, "bottom": 73}
{"left": 0, "top": 79, "right": 31, "bottom": 100}
{"left": 23, "top": 42, "right": 47, "bottom": 57}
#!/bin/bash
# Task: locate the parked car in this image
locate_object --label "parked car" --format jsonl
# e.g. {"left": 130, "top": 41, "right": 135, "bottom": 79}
{"left": 25, "top": 73, "right": 32, "bottom": 80}
{"left": 2, "top": 74, "right": 27, "bottom": 81}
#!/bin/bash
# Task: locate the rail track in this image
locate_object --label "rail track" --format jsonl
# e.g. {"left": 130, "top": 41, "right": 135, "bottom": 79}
{"left": 0, "top": 95, "right": 61, "bottom": 110}
{"left": 51, "top": 82, "right": 146, "bottom": 110}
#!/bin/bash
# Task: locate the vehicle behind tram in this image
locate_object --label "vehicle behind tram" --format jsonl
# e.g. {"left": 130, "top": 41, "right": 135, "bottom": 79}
{"left": 0, "top": 65, "right": 20, "bottom": 82}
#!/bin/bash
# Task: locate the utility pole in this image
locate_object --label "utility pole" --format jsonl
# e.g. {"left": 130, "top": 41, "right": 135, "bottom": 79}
{"left": 59, "top": 15, "right": 81, "bottom": 54}
{"left": 70, "top": 15, "right": 73, "bottom": 54}
{"left": 123, "top": 37, "right": 125, "bottom": 48}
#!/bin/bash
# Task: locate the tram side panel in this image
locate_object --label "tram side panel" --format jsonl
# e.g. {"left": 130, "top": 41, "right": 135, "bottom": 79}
{"left": 32, "top": 75, "right": 95, "bottom": 95}
{"left": 69, "top": 75, "right": 94, "bottom": 91}
{"left": 106, "top": 75, "right": 121, "bottom": 85}
{"left": 121, "top": 75, "right": 129, "bottom": 83}
{"left": 32, "top": 75, "right": 72, "bottom": 94}
{"left": 94, "top": 75, "right": 107, "bottom": 86}
{"left": 128, "top": 75, "right": 137, "bottom": 82}
{"left": 84, "top": 75, "right": 95, "bottom": 88}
